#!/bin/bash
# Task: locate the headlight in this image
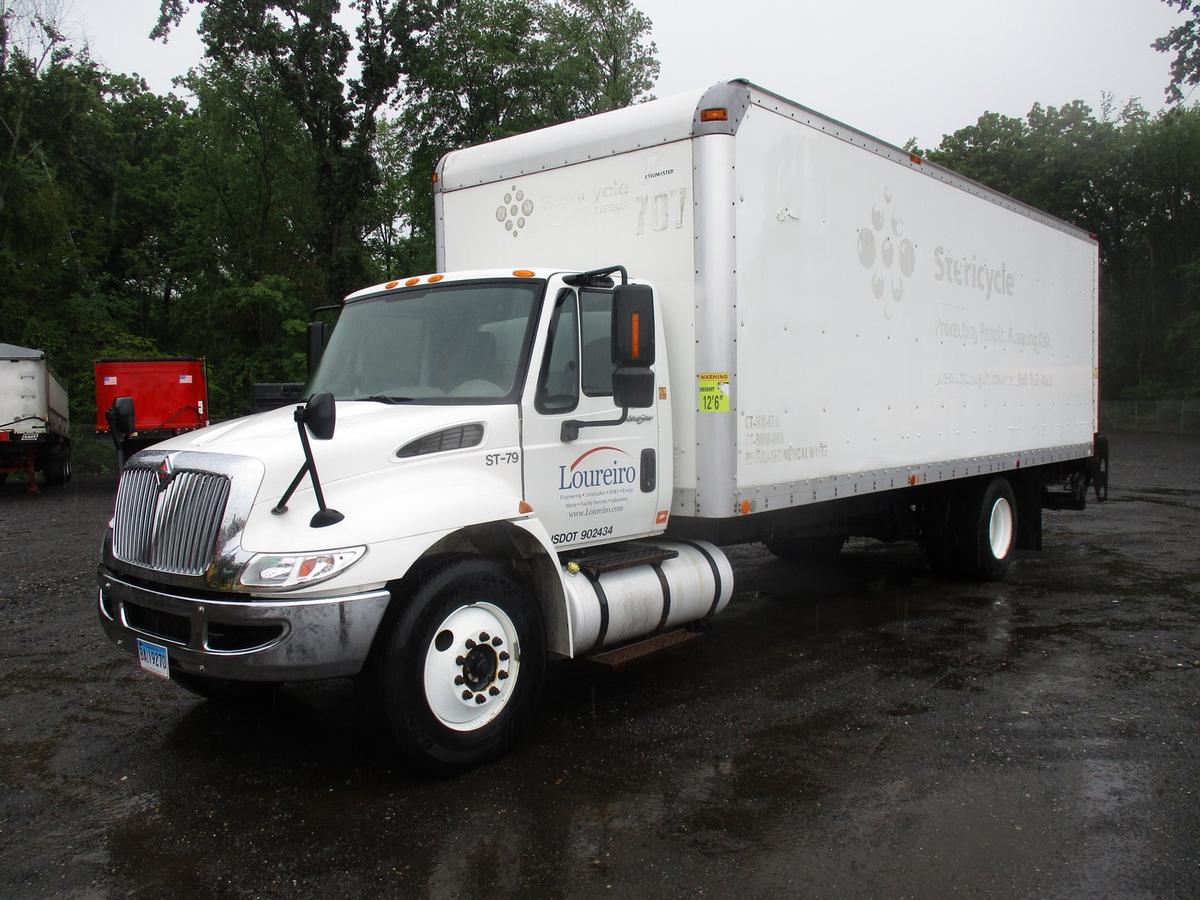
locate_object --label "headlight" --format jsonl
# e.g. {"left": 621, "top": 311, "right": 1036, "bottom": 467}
{"left": 238, "top": 546, "right": 366, "bottom": 590}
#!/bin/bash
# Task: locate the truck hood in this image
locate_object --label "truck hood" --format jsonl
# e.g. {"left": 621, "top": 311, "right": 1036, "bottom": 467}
{"left": 144, "top": 402, "right": 517, "bottom": 506}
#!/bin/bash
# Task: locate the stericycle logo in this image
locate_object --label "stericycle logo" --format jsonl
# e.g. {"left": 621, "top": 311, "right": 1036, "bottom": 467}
{"left": 558, "top": 446, "right": 637, "bottom": 491}
{"left": 495, "top": 185, "right": 534, "bottom": 238}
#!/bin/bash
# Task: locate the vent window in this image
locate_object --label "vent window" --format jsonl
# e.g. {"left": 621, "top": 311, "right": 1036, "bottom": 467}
{"left": 397, "top": 424, "right": 485, "bottom": 459}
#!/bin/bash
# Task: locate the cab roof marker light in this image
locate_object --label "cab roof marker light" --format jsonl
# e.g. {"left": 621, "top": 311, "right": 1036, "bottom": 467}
{"left": 512, "top": 269, "right": 535, "bottom": 277}
{"left": 428, "top": 274, "right": 444, "bottom": 283}
{"left": 405, "top": 277, "right": 420, "bottom": 286}
{"left": 385, "top": 280, "right": 399, "bottom": 289}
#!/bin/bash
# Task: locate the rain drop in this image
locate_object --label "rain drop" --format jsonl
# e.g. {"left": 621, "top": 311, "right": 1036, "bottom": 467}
{"left": 504, "top": 193, "right": 512, "bottom": 204}
{"left": 891, "top": 215, "right": 904, "bottom": 237}
{"left": 517, "top": 217, "right": 526, "bottom": 228}
{"left": 495, "top": 206, "right": 507, "bottom": 222}
{"left": 515, "top": 191, "right": 524, "bottom": 201}
{"left": 884, "top": 187, "right": 894, "bottom": 204}
{"left": 872, "top": 274, "right": 884, "bottom": 299}
{"left": 510, "top": 204, "right": 518, "bottom": 216}
{"left": 872, "top": 205, "right": 884, "bottom": 231}
{"left": 505, "top": 220, "right": 514, "bottom": 231}
{"left": 881, "top": 237, "right": 894, "bottom": 267}
{"left": 892, "top": 279, "right": 904, "bottom": 302}
{"left": 522, "top": 199, "right": 534, "bottom": 216}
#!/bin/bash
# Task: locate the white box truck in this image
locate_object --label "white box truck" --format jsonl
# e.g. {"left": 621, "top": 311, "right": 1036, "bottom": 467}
{"left": 1, "top": 342, "right": 73, "bottom": 489}
{"left": 97, "top": 80, "right": 1105, "bottom": 772}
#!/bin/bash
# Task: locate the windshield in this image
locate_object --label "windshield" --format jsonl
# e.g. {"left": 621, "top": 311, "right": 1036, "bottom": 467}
{"left": 308, "top": 280, "right": 544, "bottom": 404}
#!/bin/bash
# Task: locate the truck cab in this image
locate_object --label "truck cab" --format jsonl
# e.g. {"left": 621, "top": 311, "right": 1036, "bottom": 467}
{"left": 97, "top": 267, "right": 730, "bottom": 773}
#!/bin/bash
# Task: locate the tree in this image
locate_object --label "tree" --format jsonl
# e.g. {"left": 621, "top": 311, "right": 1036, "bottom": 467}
{"left": 396, "top": 0, "right": 660, "bottom": 270}
{"left": 1154, "top": 0, "right": 1200, "bottom": 102}
{"left": 153, "top": 0, "right": 438, "bottom": 304}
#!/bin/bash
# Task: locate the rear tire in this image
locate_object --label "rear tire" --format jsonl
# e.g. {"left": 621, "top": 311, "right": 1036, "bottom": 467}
{"left": 940, "top": 477, "right": 1017, "bottom": 580}
{"left": 372, "top": 557, "right": 545, "bottom": 775}
{"left": 42, "top": 442, "right": 71, "bottom": 486}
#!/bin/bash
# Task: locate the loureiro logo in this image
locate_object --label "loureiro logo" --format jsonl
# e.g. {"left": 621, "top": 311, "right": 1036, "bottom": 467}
{"left": 558, "top": 446, "right": 637, "bottom": 490}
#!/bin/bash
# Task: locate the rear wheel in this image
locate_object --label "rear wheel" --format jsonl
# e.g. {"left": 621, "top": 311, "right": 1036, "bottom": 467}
{"left": 938, "top": 477, "right": 1017, "bottom": 580}
{"left": 372, "top": 558, "right": 545, "bottom": 775}
{"left": 42, "top": 442, "right": 71, "bottom": 486}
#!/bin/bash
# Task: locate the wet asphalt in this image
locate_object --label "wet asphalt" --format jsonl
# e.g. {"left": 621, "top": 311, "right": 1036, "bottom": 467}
{"left": 1, "top": 431, "right": 1197, "bottom": 898}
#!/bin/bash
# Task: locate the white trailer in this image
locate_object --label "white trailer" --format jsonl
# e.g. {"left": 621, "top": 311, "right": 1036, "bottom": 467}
{"left": 0, "top": 343, "right": 73, "bottom": 489}
{"left": 96, "top": 81, "right": 1105, "bottom": 772}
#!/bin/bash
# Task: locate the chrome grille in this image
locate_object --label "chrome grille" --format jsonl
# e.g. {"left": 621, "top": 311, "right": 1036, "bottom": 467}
{"left": 112, "top": 467, "right": 231, "bottom": 575}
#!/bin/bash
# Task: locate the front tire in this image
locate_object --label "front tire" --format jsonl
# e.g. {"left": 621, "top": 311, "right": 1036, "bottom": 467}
{"left": 373, "top": 558, "right": 545, "bottom": 775}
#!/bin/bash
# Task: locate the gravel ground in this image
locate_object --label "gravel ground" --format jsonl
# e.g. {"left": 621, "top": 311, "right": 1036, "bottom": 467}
{"left": 1, "top": 431, "right": 1197, "bottom": 898}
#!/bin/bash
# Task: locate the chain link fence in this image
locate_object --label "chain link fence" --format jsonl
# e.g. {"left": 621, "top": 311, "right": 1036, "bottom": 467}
{"left": 1101, "top": 400, "right": 1200, "bottom": 434}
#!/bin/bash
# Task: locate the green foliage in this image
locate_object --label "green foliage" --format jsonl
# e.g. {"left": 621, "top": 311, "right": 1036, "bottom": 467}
{"left": 927, "top": 100, "right": 1200, "bottom": 400}
{"left": 1154, "top": 0, "right": 1200, "bottom": 102}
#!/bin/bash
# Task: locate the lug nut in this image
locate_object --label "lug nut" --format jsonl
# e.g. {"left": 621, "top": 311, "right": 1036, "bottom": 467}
{"left": 461, "top": 690, "right": 472, "bottom": 700}
{"left": 479, "top": 632, "right": 490, "bottom": 642}
{"left": 475, "top": 694, "right": 486, "bottom": 705}
{"left": 455, "top": 655, "right": 465, "bottom": 665}
{"left": 489, "top": 687, "right": 500, "bottom": 696}
{"left": 491, "top": 636, "right": 503, "bottom": 647}
{"left": 498, "top": 670, "right": 508, "bottom": 679}
{"left": 499, "top": 651, "right": 509, "bottom": 661}
{"left": 466, "top": 639, "right": 476, "bottom": 649}
{"left": 454, "top": 675, "right": 464, "bottom": 685}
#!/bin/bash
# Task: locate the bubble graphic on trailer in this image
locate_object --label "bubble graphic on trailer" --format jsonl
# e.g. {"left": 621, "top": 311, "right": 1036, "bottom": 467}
{"left": 495, "top": 186, "right": 534, "bottom": 237}
{"left": 856, "top": 187, "right": 916, "bottom": 318}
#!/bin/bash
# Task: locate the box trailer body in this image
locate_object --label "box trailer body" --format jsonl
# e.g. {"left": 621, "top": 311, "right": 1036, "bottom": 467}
{"left": 95, "top": 358, "right": 209, "bottom": 439}
{"left": 0, "top": 342, "right": 72, "bottom": 486}
{"left": 96, "top": 81, "right": 1104, "bottom": 773}
{"left": 435, "top": 81, "right": 1099, "bottom": 537}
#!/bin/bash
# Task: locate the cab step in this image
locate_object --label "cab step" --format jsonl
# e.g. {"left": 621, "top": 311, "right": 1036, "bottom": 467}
{"left": 561, "top": 542, "right": 678, "bottom": 577}
{"left": 585, "top": 628, "right": 702, "bottom": 671}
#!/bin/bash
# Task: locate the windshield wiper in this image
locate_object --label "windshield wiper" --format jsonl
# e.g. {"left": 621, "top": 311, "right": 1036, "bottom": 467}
{"left": 358, "top": 394, "right": 413, "bottom": 404}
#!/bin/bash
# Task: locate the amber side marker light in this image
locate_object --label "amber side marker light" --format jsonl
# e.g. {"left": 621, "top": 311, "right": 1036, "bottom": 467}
{"left": 405, "top": 277, "right": 420, "bottom": 286}
{"left": 512, "top": 269, "right": 535, "bottom": 278}
{"left": 431, "top": 171, "right": 439, "bottom": 184}
{"left": 428, "top": 274, "right": 444, "bottom": 283}
{"left": 630, "top": 312, "right": 641, "bottom": 360}
{"left": 518, "top": 501, "right": 534, "bottom": 514}
{"left": 909, "top": 152, "right": 923, "bottom": 165}
{"left": 700, "top": 107, "right": 728, "bottom": 123}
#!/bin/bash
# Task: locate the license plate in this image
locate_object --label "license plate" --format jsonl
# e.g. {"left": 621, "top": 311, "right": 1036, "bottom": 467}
{"left": 136, "top": 638, "right": 170, "bottom": 679}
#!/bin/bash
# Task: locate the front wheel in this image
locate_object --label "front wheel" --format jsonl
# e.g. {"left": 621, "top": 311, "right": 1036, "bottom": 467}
{"left": 372, "top": 558, "right": 545, "bottom": 775}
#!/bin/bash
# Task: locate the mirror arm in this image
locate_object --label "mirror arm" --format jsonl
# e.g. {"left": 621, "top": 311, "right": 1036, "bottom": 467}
{"left": 561, "top": 407, "right": 628, "bottom": 443}
{"left": 272, "top": 405, "right": 345, "bottom": 527}
{"left": 563, "top": 264, "right": 628, "bottom": 287}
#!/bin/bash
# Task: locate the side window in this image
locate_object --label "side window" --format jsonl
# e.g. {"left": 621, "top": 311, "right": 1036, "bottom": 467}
{"left": 580, "top": 289, "right": 614, "bottom": 397}
{"left": 535, "top": 290, "right": 579, "bottom": 413}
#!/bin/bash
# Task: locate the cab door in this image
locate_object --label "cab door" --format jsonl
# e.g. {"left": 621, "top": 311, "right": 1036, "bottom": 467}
{"left": 520, "top": 286, "right": 661, "bottom": 550}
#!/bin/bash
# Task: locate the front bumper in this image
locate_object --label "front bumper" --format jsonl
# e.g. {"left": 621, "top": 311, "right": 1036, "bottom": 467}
{"left": 97, "top": 570, "right": 391, "bottom": 682}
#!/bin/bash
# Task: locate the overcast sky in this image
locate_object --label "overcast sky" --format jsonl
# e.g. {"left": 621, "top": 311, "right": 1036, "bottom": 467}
{"left": 67, "top": 0, "right": 1187, "bottom": 149}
